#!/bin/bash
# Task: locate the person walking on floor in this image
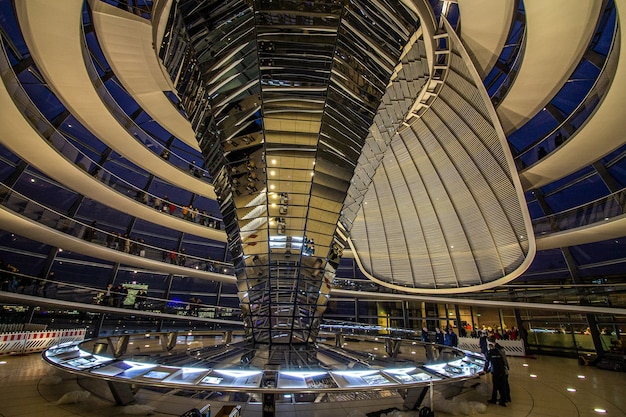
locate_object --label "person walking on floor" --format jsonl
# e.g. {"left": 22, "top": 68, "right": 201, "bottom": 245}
{"left": 484, "top": 340, "right": 510, "bottom": 407}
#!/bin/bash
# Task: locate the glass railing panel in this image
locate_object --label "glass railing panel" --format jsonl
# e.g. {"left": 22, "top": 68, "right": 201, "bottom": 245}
{"left": 59, "top": 117, "right": 111, "bottom": 159}
{"left": 489, "top": 29, "right": 526, "bottom": 105}
{"left": 532, "top": 189, "right": 626, "bottom": 234}
{"left": 16, "top": 70, "right": 67, "bottom": 120}
{"left": 0, "top": 269, "right": 241, "bottom": 320}
{"left": 0, "top": 183, "right": 233, "bottom": 273}
{"left": 484, "top": 3, "right": 526, "bottom": 99}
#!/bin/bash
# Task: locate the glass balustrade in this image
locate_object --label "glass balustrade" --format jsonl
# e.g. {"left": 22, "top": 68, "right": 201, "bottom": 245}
{"left": 0, "top": 269, "right": 241, "bottom": 320}
{"left": 0, "top": 183, "right": 232, "bottom": 273}
{"left": 532, "top": 189, "right": 626, "bottom": 235}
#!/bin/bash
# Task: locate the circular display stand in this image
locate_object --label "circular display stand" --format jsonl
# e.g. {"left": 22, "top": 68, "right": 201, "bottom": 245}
{"left": 43, "top": 332, "right": 485, "bottom": 397}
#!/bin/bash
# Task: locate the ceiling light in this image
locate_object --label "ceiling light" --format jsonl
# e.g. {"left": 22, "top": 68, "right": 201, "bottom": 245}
{"left": 567, "top": 388, "right": 576, "bottom": 392}
{"left": 594, "top": 409, "right": 607, "bottom": 414}
{"left": 271, "top": 159, "right": 276, "bottom": 164}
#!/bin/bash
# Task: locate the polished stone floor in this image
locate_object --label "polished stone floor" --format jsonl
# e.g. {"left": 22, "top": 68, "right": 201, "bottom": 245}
{"left": 0, "top": 352, "right": 624, "bottom": 417}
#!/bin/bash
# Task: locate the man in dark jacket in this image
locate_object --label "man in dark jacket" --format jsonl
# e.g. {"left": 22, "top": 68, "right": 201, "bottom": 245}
{"left": 495, "top": 341, "right": 511, "bottom": 403}
{"left": 479, "top": 330, "right": 489, "bottom": 356}
{"left": 484, "top": 341, "right": 509, "bottom": 407}
{"left": 434, "top": 327, "right": 445, "bottom": 359}
{"left": 421, "top": 327, "right": 434, "bottom": 362}
{"left": 444, "top": 327, "right": 458, "bottom": 347}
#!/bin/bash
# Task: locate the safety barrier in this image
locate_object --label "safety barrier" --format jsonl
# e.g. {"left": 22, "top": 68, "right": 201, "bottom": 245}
{"left": 0, "top": 328, "right": 86, "bottom": 356}
{"left": 458, "top": 337, "right": 526, "bottom": 357}
{"left": 0, "top": 323, "right": 47, "bottom": 332}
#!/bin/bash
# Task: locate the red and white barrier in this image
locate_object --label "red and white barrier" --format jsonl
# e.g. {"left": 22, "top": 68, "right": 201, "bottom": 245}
{"left": 0, "top": 328, "right": 86, "bottom": 356}
{"left": 458, "top": 337, "right": 526, "bottom": 357}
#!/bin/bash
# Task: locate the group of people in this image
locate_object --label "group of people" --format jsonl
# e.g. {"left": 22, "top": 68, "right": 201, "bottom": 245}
{"left": 159, "top": 147, "right": 207, "bottom": 180}
{"left": 102, "top": 283, "right": 128, "bottom": 308}
{"left": 421, "top": 326, "right": 459, "bottom": 362}
{"left": 135, "top": 193, "right": 222, "bottom": 230}
{"left": 187, "top": 296, "right": 203, "bottom": 316}
{"left": 0, "top": 260, "right": 21, "bottom": 293}
{"left": 105, "top": 232, "right": 146, "bottom": 256}
{"left": 102, "top": 284, "right": 148, "bottom": 310}
{"left": 88, "top": 226, "right": 222, "bottom": 272}
{"left": 420, "top": 325, "right": 513, "bottom": 407}
{"left": 477, "top": 326, "right": 520, "bottom": 341}
{"left": 164, "top": 248, "right": 188, "bottom": 266}
{"left": 0, "top": 261, "right": 57, "bottom": 297}
{"left": 188, "top": 160, "right": 204, "bottom": 178}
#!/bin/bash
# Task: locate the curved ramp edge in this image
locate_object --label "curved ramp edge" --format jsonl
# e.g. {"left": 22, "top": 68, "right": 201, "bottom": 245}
{"left": 89, "top": 0, "right": 200, "bottom": 150}
{"left": 520, "top": 1, "right": 626, "bottom": 190}
{"left": 14, "top": 0, "right": 214, "bottom": 199}
{"left": 497, "top": 0, "right": 602, "bottom": 134}
{"left": 458, "top": 0, "right": 515, "bottom": 77}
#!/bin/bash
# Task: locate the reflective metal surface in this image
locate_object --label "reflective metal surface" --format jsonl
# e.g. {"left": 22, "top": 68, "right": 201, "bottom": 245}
{"left": 167, "top": 0, "right": 423, "bottom": 344}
